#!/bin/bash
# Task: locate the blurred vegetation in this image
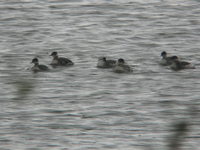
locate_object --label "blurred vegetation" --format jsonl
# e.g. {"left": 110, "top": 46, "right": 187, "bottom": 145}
{"left": 168, "top": 106, "right": 199, "bottom": 150}
{"left": 13, "top": 79, "right": 35, "bottom": 100}
{"left": 168, "top": 121, "right": 188, "bottom": 150}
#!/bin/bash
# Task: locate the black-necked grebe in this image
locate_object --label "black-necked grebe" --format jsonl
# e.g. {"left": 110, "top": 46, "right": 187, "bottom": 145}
{"left": 50, "top": 51, "right": 74, "bottom": 66}
{"left": 170, "top": 56, "right": 195, "bottom": 71}
{"left": 31, "top": 58, "right": 49, "bottom": 72}
{"left": 160, "top": 51, "right": 177, "bottom": 66}
{"left": 97, "top": 57, "right": 116, "bottom": 68}
{"left": 113, "top": 58, "right": 132, "bottom": 73}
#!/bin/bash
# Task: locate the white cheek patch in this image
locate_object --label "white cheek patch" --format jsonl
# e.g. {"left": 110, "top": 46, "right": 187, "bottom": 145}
{"left": 51, "top": 59, "right": 59, "bottom": 65}
{"left": 31, "top": 66, "right": 40, "bottom": 71}
{"left": 160, "top": 59, "right": 167, "bottom": 65}
{"left": 97, "top": 60, "right": 105, "bottom": 67}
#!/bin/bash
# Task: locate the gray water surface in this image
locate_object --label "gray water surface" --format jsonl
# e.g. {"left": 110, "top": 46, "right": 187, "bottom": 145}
{"left": 0, "top": 0, "right": 200, "bottom": 149}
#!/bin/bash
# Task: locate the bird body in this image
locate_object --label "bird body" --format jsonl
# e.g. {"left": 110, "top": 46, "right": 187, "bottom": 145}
{"left": 170, "top": 56, "right": 195, "bottom": 71}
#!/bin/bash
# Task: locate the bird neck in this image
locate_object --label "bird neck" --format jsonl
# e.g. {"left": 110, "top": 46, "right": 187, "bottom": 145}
{"left": 53, "top": 55, "right": 59, "bottom": 59}
{"left": 34, "top": 62, "right": 39, "bottom": 66}
{"left": 162, "top": 55, "right": 167, "bottom": 59}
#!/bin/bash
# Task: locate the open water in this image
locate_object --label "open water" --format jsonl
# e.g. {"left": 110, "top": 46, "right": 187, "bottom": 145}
{"left": 0, "top": 0, "right": 200, "bottom": 149}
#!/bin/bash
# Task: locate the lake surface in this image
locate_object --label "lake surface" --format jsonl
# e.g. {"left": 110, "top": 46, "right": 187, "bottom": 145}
{"left": 0, "top": 0, "right": 200, "bottom": 149}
